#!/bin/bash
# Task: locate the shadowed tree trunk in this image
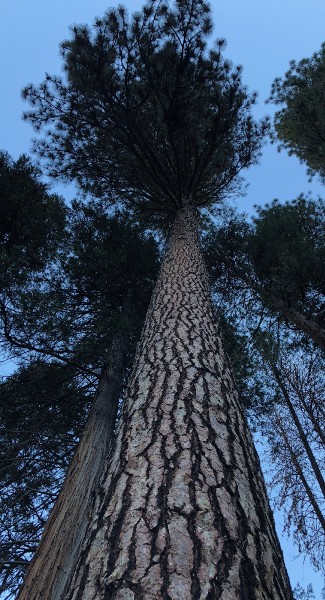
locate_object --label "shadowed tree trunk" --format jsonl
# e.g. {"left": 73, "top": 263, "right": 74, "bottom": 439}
{"left": 272, "top": 411, "right": 325, "bottom": 534}
{"left": 52, "top": 206, "right": 292, "bottom": 600}
{"left": 266, "top": 298, "right": 325, "bottom": 351}
{"left": 270, "top": 361, "right": 325, "bottom": 500}
{"left": 222, "top": 265, "right": 325, "bottom": 351}
{"left": 18, "top": 336, "right": 128, "bottom": 600}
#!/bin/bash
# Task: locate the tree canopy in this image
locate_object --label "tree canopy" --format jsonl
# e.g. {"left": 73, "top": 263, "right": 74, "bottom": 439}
{"left": 204, "top": 195, "right": 325, "bottom": 349}
{"left": 0, "top": 193, "right": 160, "bottom": 372}
{"left": 23, "top": 0, "right": 267, "bottom": 226}
{"left": 0, "top": 158, "right": 160, "bottom": 597}
{"left": 269, "top": 43, "right": 325, "bottom": 183}
{"left": 0, "top": 151, "right": 66, "bottom": 284}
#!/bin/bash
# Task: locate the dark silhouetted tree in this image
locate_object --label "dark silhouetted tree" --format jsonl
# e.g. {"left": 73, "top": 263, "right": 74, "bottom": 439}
{"left": 269, "top": 43, "right": 325, "bottom": 183}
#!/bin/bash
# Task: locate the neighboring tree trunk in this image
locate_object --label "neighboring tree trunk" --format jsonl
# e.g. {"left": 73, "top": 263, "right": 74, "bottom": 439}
{"left": 235, "top": 269, "right": 325, "bottom": 350}
{"left": 18, "top": 336, "right": 128, "bottom": 600}
{"left": 292, "top": 374, "right": 325, "bottom": 448}
{"left": 272, "top": 411, "right": 325, "bottom": 534}
{"left": 267, "top": 297, "right": 325, "bottom": 352}
{"left": 270, "top": 361, "right": 325, "bottom": 499}
{"left": 61, "top": 207, "right": 293, "bottom": 599}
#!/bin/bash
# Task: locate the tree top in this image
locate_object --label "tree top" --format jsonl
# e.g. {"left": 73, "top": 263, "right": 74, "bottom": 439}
{"left": 23, "top": 0, "right": 268, "bottom": 227}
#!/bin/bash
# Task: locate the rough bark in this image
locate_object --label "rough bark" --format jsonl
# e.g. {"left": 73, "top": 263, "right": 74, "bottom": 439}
{"left": 18, "top": 336, "right": 128, "bottom": 600}
{"left": 64, "top": 207, "right": 293, "bottom": 600}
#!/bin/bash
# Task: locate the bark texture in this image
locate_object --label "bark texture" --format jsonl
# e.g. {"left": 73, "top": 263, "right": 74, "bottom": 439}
{"left": 18, "top": 337, "right": 127, "bottom": 600}
{"left": 65, "top": 207, "right": 293, "bottom": 600}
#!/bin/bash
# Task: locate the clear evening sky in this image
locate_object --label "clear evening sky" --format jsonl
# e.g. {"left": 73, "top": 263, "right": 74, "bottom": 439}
{"left": 1, "top": 0, "right": 324, "bottom": 595}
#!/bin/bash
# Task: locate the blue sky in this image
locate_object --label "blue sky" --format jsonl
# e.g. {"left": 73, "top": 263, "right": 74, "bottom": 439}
{"left": 1, "top": 0, "right": 324, "bottom": 595}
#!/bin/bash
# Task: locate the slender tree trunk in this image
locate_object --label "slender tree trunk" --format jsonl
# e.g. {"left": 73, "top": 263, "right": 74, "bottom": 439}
{"left": 231, "top": 267, "right": 325, "bottom": 350}
{"left": 63, "top": 207, "right": 292, "bottom": 599}
{"left": 268, "top": 299, "right": 325, "bottom": 351}
{"left": 18, "top": 336, "right": 128, "bottom": 600}
{"left": 273, "top": 411, "right": 325, "bottom": 533}
{"left": 271, "top": 362, "right": 325, "bottom": 499}
{"left": 292, "top": 373, "right": 325, "bottom": 448}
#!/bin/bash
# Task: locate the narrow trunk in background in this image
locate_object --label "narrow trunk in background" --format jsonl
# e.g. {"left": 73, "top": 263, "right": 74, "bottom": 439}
{"left": 65, "top": 207, "right": 293, "bottom": 599}
{"left": 273, "top": 411, "right": 325, "bottom": 533}
{"left": 269, "top": 299, "right": 325, "bottom": 351}
{"left": 18, "top": 337, "right": 128, "bottom": 600}
{"left": 236, "top": 269, "right": 325, "bottom": 350}
{"left": 271, "top": 362, "right": 325, "bottom": 499}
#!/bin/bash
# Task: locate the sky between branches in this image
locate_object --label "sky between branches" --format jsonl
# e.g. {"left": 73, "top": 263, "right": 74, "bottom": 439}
{"left": 0, "top": 0, "right": 324, "bottom": 595}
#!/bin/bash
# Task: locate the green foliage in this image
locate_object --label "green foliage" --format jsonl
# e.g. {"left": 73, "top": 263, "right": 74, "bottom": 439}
{"left": 0, "top": 151, "right": 66, "bottom": 286}
{"left": 206, "top": 196, "right": 325, "bottom": 570}
{"left": 250, "top": 197, "right": 325, "bottom": 323}
{"left": 217, "top": 314, "right": 265, "bottom": 412}
{"left": 293, "top": 583, "right": 315, "bottom": 600}
{"left": 0, "top": 361, "right": 92, "bottom": 598}
{"left": 1, "top": 198, "right": 160, "bottom": 371}
{"left": 66, "top": 201, "right": 160, "bottom": 349}
{"left": 269, "top": 43, "right": 325, "bottom": 182}
{"left": 0, "top": 192, "right": 160, "bottom": 596}
{"left": 204, "top": 196, "right": 325, "bottom": 342}
{"left": 23, "top": 0, "right": 268, "bottom": 226}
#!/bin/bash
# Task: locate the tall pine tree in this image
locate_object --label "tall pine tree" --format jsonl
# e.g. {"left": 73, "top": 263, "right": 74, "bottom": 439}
{"left": 19, "top": 1, "right": 292, "bottom": 597}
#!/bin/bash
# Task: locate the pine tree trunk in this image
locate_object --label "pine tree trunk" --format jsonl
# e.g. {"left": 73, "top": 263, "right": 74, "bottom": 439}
{"left": 64, "top": 207, "right": 293, "bottom": 600}
{"left": 233, "top": 268, "right": 325, "bottom": 350}
{"left": 270, "top": 362, "right": 325, "bottom": 499}
{"left": 18, "top": 337, "right": 128, "bottom": 600}
{"left": 272, "top": 411, "right": 325, "bottom": 533}
{"left": 268, "top": 298, "right": 325, "bottom": 351}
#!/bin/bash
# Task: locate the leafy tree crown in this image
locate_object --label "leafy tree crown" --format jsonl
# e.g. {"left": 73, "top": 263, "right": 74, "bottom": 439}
{"left": 0, "top": 151, "right": 66, "bottom": 280}
{"left": 269, "top": 43, "right": 325, "bottom": 183}
{"left": 23, "top": 0, "right": 268, "bottom": 226}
